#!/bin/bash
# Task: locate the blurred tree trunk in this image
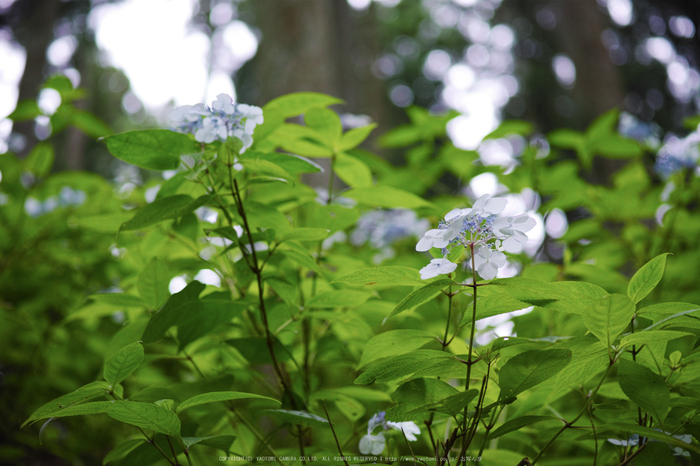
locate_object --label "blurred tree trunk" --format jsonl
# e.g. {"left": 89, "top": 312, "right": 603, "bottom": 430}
{"left": 12, "top": 0, "right": 60, "bottom": 157}
{"left": 556, "top": 0, "right": 626, "bottom": 184}
{"left": 251, "top": 0, "right": 391, "bottom": 187}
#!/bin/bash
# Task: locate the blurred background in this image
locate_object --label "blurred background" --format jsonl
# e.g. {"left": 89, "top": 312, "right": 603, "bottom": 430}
{"left": 1, "top": 0, "right": 699, "bottom": 174}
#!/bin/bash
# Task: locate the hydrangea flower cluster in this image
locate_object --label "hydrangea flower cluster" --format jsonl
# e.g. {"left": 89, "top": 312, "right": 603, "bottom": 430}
{"left": 351, "top": 209, "right": 430, "bottom": 248}
{"left": 358, "top": 412, "right": 421, "bottom": 455}
{"left": 655, "top": 130, "right": 700, "bottom": 177}
{"left": 168, "top": 94, "right": 264, "bottom": 151}
{"left": 617, "top": 112, "right": 661, "bottom": 148}
{"left": 416, "top": 194, "right": 536, "bottom": 280}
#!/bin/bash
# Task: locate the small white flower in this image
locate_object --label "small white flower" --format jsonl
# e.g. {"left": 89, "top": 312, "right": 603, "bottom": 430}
{"left": 212, "top": 93, "right": 235, "bottom": 114}
{"left": 473, "top": 246, "right": 506, "bottom": 280}
{"left": 471, "top": 194, "right": 508, "bottom": 216}
{"left": 386, "top": 421, "right": 421, "bottom": 441}
{"left": 492, "top": 214, "right": 536, "bottom": 253}
{"left": 420, "top": 258, "right": 457, "bottom": 280}
{"left": 416, "top": 229, "right": 450, "bottom": 251}
{"left": 169, "top": 103, "right": 207, "bottom": 123}
{"left": 359, "top": 433, "right": 386, "bottom": 455}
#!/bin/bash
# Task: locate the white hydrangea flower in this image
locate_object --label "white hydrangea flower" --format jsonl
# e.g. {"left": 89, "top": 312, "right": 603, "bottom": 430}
{"left": 416, "top": 194, "right": 533, "bottom": 281}
{"left": 473, "top": 245, "right": 506, "bottom": 280}
{"left": 492, "top": 214, "right": 537, "bottom": 253}
{"left": 359, "top": 412, "right": 420, "bottom": 455}
{"left": 211, "top": 93, "right": 235, "bottom": 114}
{"left": 419, "top": 258, "right": 458, "bottom": 279}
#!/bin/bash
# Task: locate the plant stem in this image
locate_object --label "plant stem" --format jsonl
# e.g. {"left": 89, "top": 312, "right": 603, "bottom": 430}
{"left": 165, "top": 436, "right": 180, "bottom": 466}
{"left": 531, "top": 359, "right": 617, "bottom": 465}
{"left": 183, "top": 448, "right": 194, "bottom": 466}
{"left": 442, "top": 284, "right": 453, "bottom": 350}
{"left": 137, "top": 428, "right": 177, "bottom": 466}
{"left": 227, "top": 406, "right": 287, "bottom": 466}
{"left": 322, "top": 400, "right": 350, "bottom": 466}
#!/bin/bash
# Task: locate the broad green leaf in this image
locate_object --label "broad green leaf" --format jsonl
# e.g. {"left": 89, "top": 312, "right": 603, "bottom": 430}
{"left": 479, "top": 449, "right": 532, "bottom": 466}
{"left": 226, "top": 337, "right": 291, "bottom": 364}
{"left": 488, "top": 278, "right": 607, "bottom": 315}
{"left": 103, "top": 439, "right": 145, "bottom": 465}
{"left": 637, "top": 302, "right": 700, "bottom": 320}
{"left": 71, "top": 109, "right": 112, "bottom": 138}
{"left": 137, "top": 257, "right": 171, "bottom": 310}
{"left": 24, "top": 381, "right": 110, "bottom": 427}
{"left": 355, "top": 349, "right": 467, "bottom": 385}
{"left": 386, "top": 378, "right": 459, "bottom": 422}
{"left": 628, "top": 254, "right": 671, "bottom": 304}
{"left": 498, "top": 349, "right": 572, "bottom": 399}
{"left": 142, "top": 281, "right": 247, "bottom": 349}
{"left": 39, "top": 401, "right": 113, "bottom": 420}
{"left": 306, "top": 290, "right": 373, "bottom": 309}
{"left": 90, "top": 293, "right": 146, "bottom": 308}
{"left": 176, "top": 391, "right": 280, "bottom": 414}
{"left": 582, "top": 294, "right": 635, "bottom": 348}
{"left": 183, "top": 435, "right": 236, "bottom": 452}
{"left": 25, "top": 142, "right": 54, "bottom": 177}
{"left": 76, "top": 212, "right": 134, "bottom": 233}
{"left": 619, "top": 330, "right": 693, "bottom": 348}
{"left": 334, "top": 152, "right": 373, "bottom": 187}
{"left": 260, "top": 409, "right": 329, "bottom": 428}
{"left": 484, "top": 120, "right": 533, "bottom": 139}
{"left": 389, "top": 279, "right": 453, "bottom": 318}
{"left": 7, "top": 99, "right": 42, "bottom": 121}
{"left": 278, "top": 249, "right": 324, "bottom": 275}
{"left": 604, "top": 423, "right": 700, "bottom": 454}
{"left": 330, "top": 266, "right": 424, "bottom": 288}
{"left": 617, "top": 358, "right": 670, "bottom": 423}
{"left": 359, "top": 329, "right": 437, "bottom": 368}
{"left": 107, "top": 401, "right": 181, "bottom": 437}
{"left": 546, "top": 336, "right": 609, "bottom": 402}
{"left": 104, "top": 129, "right": 199, "bottom": 170}
{"left": 257, "top": 92, "right": 344, "bottom": 140}
{"left": 488, "top": 415, "right": 558, "bottom": 440}
{"left": 304, "top": 203, "right": 360, "bottom": 233}
{"left": 426, "top": 389, "right": 479, "bottom": 417}
{"left": 305, "top": 107, "right": 342, "bottom": 147}
{"left": 278, "top": 227, "right": 330, "bottom": 243}
{"left": 592, "top": 135, "right": 643, "bottom": 158}
{"left": 548, "top": 128, "right": 584, "bottom": 150}
{"left": 239, "top": 158, "right": 294, "bottom": 183}
{"left": 106, "top": 436, "right": 171, "bottom": 466}
{"left": 338, "top": 123, "right": 377, "bottom": 151}
{"left": 344, "top": 186, "right": 434, "bottom": 209}
{"left": 250, "top": 152, "right": 322, "bottom": 174}
{"left": 121, "top": 194, "right": 211, "bottom": 231}
{"left": 103, "top": 341, "right": 144, "bottom": 387}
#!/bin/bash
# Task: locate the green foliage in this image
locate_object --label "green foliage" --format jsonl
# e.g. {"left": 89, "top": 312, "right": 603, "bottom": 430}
{"left": 5, "top": 87, "right": 700, "bottom": 466}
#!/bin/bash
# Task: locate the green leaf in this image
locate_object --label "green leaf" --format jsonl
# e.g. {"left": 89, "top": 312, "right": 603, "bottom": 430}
{"left": 137, "top": 257, "right": 172, "bottom": 310}
{"left": 253, "top": 152, "right": 322, "bottom": 174}
{"left": 591, "top": 135, "right": 643, "bottom": 158}
{"left": 334, "top": 152, "right": 373, "bottom": 187}
{"left": 426, "top": 389, "right": 479, "bottom": 417}
{"left": 488, "top": 415, "right": 558, "bottom": 440}
{"left": 489, "top": 278, "right": 607, "bottom": 315}
{"left": 548, "top": 128, "right": 585, "bottom": 150}
{"left": 344, "top": 186, "right": 434, "bottom": 209}
{"left": 25, "top": 142, "right": 54, "bottom": 177}
{"left": 355, "top": 350, "right": 467, "bottom": 385}
{"left": 547, "top": 336, "right": 608, "bottom": 402}
{"left": 76, "top": 212, "right": 135, "bottom": 233}
{"left": 104, "top": 129, "right": 200, "bottom": 170}
{"left": 239, "top": 158, "right": 294, "bottom": 183}
{"left": 120, "top": 194, "right": 211, "bottom": 231}
{"left": 260, "top": 409, "right": 329, "bottom": 428}
{"left": 226, "top": 337, "right": 291, "bottom": 364}
{"left": 257, "top": 92, "right": 344, "bottom": 140}
{"left": 183, "top": 435, "right": 236, "bottom": 452}
{"left": 389, "top": 279, "right": 453, "bottom": 318}
{"left": 628, "top": 253, "right": 671, "bottom": 304}
{"left": 270, "top": 124, "right": 333, "bottom": 157}
{"left": 306, "top": 290, "right": 373, "bottom": 309}
{"left": 607, "top": 424, "right": 700, "bottom": 454}
{"left": 338, "top": 124, "right": 377, "bottom": 151}
{"left": 37, "top": 401, "right": 113, "bottom": 421}
{"left": 484, "top": 120, "right": 533, "bottom": 139}
{"left": 103, "top": 439, "right": 145, "bottom": 465}
{"left": 617, "top": 358, "right": 670, "bottom": 423}
{"left": 142, "top": 281, "right": 247, "bottom": 350}
{"left": 386, "top": 378, "right": 459, "bottom": 422}
{"left": 24, "top": 381, "right": 110, "bottom": 427}
{"left": 637, "top": 302, "right": 700, "bottom": 320}
{"left": 305, "top": 107, "right": 342, "bottom": 147}
{"left": 330, "top": 266, "right": 424, "bottom": 288}
{"left": 619, "top": 330, "right": 693, "bottom": 349}
{"left": 107, "top": 401, "right": 181, "bottom": 437}
{"left": 582, "top": 294, "right": 635, "bottom": 348}
{"left": 7, "top": 99, "right": 42, "bottom": 121}
{"left": 278, "top": 227, "right": 330, "bottom": 243}
{"left": 498, "top": 349, "right": 572, "bottom": 399}
{"left": 71, "top": 109, "right": 112, "bottom": 138}
{"left": 103, "top": 342, "right": 144, "bottom": 387}
{"left": 358, "top": 329, "right": 437, "bottom": 369}
{"left": 176, "top": 391, "right": 280, "bottom": 414}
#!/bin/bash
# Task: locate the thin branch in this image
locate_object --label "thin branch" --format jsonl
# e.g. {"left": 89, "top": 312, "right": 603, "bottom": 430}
{"left": 322, "top": 400, "right": 350, "bottom": 466}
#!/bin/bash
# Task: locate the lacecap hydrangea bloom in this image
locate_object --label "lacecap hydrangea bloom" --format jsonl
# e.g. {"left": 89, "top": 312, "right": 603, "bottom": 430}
{"left": 168, "top": 94, "right": 264, "bottom": 151}
{"left": 416, "top": 194, "right": 536, "bottom": 280}
{"left": 358, "top": 412, "right": 421, "bottom": 455}
{"left": 655, "top": 130, "right": 700, "bottom": 178}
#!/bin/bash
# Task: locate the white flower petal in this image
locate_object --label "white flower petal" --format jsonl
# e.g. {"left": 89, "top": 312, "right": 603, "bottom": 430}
{"left": 478, "top": 262, "right": 498, "bottom": 280}
{"left": 359, "top": 434, "right": 385, "bottom": 455}
{"left": 502, "top": 236, "right": 523, "bottom": 253}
